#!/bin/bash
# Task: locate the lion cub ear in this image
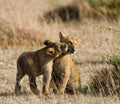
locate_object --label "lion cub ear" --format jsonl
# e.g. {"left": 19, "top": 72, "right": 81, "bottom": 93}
{"left": 59, "top": 32, "right": 66, "bottom": 40}
{"left": 44, "top": 40, "right": 53, "bottom": 46}
{"left": 46, "top": 48, "right": 55, "bottom": 56}
{"left": 74, "top": 38, "right": 81, "bottom": 45}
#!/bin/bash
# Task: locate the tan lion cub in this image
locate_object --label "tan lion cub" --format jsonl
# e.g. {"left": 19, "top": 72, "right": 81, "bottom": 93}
{"left": 51, "top": 32, "right": 81, "bottom": 94}
{"left": 15, "top": 40, "right": 68, "bottom": 95}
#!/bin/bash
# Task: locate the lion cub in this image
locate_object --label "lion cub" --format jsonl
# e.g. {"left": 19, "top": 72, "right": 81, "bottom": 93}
{"left": 15, "top": 40, "right": 68, "bottom": 95}
{"left": 51, "top": 32, "right": 81, "bottom": 94}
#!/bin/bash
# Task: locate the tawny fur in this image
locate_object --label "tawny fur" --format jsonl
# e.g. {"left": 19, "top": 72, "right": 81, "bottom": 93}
{"left": 51, "top": 32, "right": 81, "bottom": 94}
{"left": 15, "top": 40, "right": 68, "bottom": 95}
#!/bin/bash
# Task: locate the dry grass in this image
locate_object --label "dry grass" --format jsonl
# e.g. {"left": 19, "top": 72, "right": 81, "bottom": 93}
{"left": 0, "top": 22, "right": 120, "bottom": 103}
{"left": 0, "top": 0, "right": 120, "bottom": 104}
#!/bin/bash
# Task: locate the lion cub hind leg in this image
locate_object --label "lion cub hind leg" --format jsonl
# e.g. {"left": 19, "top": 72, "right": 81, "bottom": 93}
{"left": 65, "top": 85, "right": 77, "bottom": 95}
{"left": 15, "top": 67, "right": 25, "bottom": 94}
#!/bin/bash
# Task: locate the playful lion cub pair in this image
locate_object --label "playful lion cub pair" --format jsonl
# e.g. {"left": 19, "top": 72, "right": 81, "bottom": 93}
{"left": 15, "top": 32, "right": 81, "bottom": 95}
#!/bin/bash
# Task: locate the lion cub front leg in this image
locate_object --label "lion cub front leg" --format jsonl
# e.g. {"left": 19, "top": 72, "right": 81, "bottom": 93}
{"left": 29, "top": 75, "right": 39, "bottom": 95}
{"left": 59, "top": 71, "right": 70, "bottom": 94}
{"left": 43, "top": 67, "right": 52, "bottom": 95}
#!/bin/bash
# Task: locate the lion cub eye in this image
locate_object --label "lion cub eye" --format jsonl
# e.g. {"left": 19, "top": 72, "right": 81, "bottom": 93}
{"left": 68, "top": 41, "right": 73, "bottom": 45}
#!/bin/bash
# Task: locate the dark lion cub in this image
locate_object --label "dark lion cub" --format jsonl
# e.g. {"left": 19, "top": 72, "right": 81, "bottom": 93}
{"left": 15, "top": 40, "right": 68, "bottom": 95}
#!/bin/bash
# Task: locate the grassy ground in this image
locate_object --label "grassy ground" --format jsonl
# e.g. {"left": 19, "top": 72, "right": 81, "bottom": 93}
{"left": 0, "top": 0, "right": 120, "bottom": 104}
{"left": 0, "top": 22, "right": 120, "bottom": 103}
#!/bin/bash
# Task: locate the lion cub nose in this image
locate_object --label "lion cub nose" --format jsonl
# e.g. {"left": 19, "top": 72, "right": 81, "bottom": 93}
{"left": 71, "top": 48, "right": 75, "bottom": 53}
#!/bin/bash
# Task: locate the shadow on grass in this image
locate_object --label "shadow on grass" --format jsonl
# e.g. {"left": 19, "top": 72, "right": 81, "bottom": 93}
{"left": 0, "top": 91, "right": 31, "bottom": 97}
{"left": 76, "top": 60, "right": 109, "bottom": 65}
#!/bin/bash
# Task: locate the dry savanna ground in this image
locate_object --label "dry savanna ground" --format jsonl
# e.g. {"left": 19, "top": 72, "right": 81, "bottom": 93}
{"left": 0, "top": 0, "right": 120, "bottom": 104}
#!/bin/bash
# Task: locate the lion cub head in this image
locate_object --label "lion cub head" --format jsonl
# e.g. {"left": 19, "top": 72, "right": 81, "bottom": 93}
{"left": 59, "top": 32, "right": 80, "bottom": 54}
{"left": 44, "top": 40, "right": 68, "bottom": 57}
